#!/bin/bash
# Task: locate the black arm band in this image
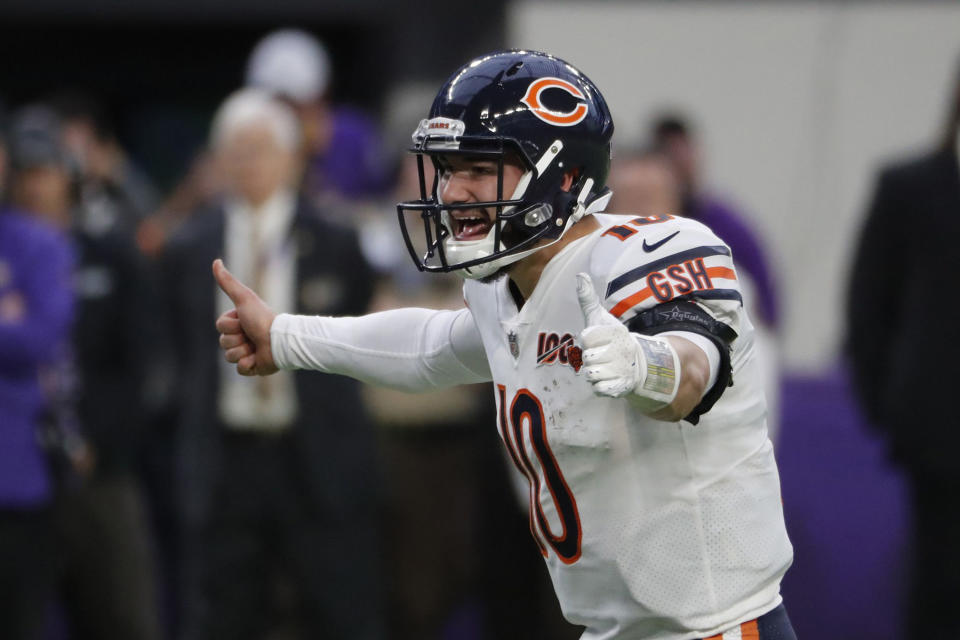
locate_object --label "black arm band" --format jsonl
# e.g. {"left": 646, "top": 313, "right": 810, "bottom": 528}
{"left": 625, "top": 300, "right": 737, "bottom": 425}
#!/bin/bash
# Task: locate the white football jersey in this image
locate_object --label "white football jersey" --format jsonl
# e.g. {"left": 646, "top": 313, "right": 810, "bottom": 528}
{"left": 463, "top": 213, "right": 793, "bottom": 640}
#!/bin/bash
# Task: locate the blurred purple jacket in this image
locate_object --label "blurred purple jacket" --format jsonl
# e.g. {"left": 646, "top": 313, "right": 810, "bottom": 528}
{"left": 0, "top": 210, "right": 74, "bottom": 507}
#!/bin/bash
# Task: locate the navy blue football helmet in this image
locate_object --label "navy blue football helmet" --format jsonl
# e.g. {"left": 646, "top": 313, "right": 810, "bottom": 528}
{"left": 397, "top": 50, "right": 615, "bottom": 279}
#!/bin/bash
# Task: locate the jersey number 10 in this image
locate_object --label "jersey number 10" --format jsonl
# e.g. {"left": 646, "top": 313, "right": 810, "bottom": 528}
{"left": 497, "top": 385, "right": 582, "bottom": 564}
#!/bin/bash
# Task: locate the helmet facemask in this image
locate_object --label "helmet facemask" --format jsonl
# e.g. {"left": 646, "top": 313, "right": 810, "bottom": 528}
{"left": 397, "top": 119, "right": 593, "bottom": 280}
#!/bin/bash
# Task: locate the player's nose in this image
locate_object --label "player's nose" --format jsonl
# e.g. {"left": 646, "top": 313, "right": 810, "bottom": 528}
{"left": 440, "top": 171, "right": 474, "bottom": 205}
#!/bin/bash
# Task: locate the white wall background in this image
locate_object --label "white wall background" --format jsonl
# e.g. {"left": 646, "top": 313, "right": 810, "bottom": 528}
{"left": 508, "top": 1, "right": 960, "bottom": 372}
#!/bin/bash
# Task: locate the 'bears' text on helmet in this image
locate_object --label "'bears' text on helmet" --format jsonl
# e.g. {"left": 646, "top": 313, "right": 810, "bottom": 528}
{"left": 396, "top": 50, "right": 615, "bottom": 279}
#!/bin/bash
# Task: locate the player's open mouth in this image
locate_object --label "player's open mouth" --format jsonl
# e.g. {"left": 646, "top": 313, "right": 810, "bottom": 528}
{"left": 450, "top": 210, "right": 492, "bottom": 241}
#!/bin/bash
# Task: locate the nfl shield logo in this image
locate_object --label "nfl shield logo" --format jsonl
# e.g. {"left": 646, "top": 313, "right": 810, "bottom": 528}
{"left": 507, "top": 330, "right": 520, "bottom": 359}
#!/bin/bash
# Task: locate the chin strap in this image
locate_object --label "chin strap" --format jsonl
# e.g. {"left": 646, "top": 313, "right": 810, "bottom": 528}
{"left": 568, "top": 185, "right": 612, "bottom": 226}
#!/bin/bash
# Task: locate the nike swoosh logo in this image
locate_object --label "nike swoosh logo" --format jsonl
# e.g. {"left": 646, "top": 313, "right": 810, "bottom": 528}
{"left": 642, "top": 231, "right": 680, "bottom": 253}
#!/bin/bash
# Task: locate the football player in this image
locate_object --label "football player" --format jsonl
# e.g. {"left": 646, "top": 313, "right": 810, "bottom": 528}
{"left": 214, "top": 50, "right": 795, "bottom": 640}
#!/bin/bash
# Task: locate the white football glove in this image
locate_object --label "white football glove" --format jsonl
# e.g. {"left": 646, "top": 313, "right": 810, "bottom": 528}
{"left": 575, "top": 273, "right": 680, "bottom": 410}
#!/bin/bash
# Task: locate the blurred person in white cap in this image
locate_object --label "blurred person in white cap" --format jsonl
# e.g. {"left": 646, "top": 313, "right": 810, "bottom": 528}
{"left": 246, "top": 29, "right": 390, "bottom": 209}
{"left": 137, "top": 30, "right": 389, "bottom": 258}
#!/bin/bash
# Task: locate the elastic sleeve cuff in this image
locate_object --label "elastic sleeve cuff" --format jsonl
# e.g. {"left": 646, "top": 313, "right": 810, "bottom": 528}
{"left": 270, "top": 313, "right": 297, "bottom": 370}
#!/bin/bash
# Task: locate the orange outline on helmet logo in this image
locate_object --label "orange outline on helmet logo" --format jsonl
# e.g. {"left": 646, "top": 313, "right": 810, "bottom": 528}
{"left": 520, "top": 77, "right": 589, "bottom": 127}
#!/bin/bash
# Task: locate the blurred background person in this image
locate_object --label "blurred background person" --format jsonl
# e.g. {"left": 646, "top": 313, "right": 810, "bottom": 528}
{"left": 161, "top": 88, "right": 381, "bottom": 640}
{"left": 52, "top": 92, "right": 181, "bottom": 638}
{"left": 245, "top": 28, "right": 391, "bottom": 212}
{"left": 607, "top": 146, "right": 682, "bottom": 216}
{"left": 136, "top": 150, "right": 225, "bottom": 259}
{"left": 6, "top": 104, "right": 163, "bottom": 640}
{"left": 0, "top": 111, "right": 75, "bottom": 640}
{"left": 55, "top": 92, "right": 161, "bottom": 235}
{"left": 847, "top": 54, "right": 960, "bottom": 640}
{"left": 648, "top": 113, "right": 783, "bottom": 441}
{"left": 137, "top": 28, "right": 390, "bottom": 258}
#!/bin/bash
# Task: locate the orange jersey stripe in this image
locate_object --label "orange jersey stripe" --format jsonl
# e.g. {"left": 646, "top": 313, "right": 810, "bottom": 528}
{"left": 706, "top": 266, "right": 737, "bottom": 280}
{"left": 699, "top": 616, "right": 759, "bottom": 640}
{"left": 740, "top": 618, "right": 760, "bottom": 640}
{"left": 609, "top": 287, "right": 654, "bottom": 318}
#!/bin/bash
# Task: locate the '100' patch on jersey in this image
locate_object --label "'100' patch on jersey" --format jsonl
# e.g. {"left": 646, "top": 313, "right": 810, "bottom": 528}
{"left": 536, "top": 332, "right": 583, "bottom": 372}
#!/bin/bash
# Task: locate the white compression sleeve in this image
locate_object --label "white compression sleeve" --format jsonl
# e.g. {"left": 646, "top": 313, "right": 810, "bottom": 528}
{"left": 270, "top": 307, "right": 491, "bottom": 392}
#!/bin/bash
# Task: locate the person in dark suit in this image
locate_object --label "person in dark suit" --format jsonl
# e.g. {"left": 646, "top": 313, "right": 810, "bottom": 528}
{"left": 847, "top": 56, "right": 960, "bottom": 639}
{"left": 163, "top": 89, "right": 381, "bottom": 640}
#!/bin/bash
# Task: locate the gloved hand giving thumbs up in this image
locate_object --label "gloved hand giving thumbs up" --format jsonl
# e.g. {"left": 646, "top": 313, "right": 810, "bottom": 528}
{"left": 576, "top": 273, "right": 680, "bottom": 410}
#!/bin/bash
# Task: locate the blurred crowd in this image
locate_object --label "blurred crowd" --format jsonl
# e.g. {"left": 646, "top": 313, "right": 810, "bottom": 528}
{"left": 0, "top": 29, "right": 569, "bottom": 640}
{"left": 0, "top": 26, "right": 845, "bottom": 640}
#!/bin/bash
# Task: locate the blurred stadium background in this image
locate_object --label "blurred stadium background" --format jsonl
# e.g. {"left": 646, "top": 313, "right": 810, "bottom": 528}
{"left": 2, "top": 1, "right": 959, "bottom": 639}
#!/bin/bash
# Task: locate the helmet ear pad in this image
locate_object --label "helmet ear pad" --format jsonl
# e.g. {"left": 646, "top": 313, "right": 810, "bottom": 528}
{"left": 513, "top": 161, "right": 585, "bottom": 242}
